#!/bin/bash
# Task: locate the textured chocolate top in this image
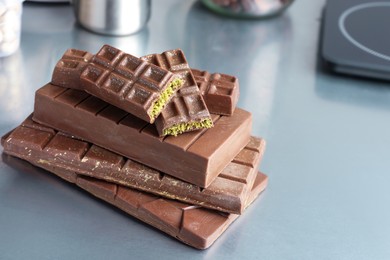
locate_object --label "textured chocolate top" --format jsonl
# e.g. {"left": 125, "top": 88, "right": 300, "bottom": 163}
{"left": 52, "top": 45, "right": 183, "bottom": 123}
{"left": 33, "top": 84, "right": 252, "bottom": 187}
{"left": 191, "top": 68, "right": 239, "bottom": 116}
{"left": 2, "top": 116, "right": 265, "bottom": 213}
{"left": 81, "top": 45, "right": 184, "bottom": 123}
{"left": 51, "top": 49, "right": 93, "bottom": 89}
{"left": 2, "top": 152, "right": 267, "bottom": 249}
{"left": 141, "top": 50, "right": 213, "bottom": 136}
{"left": 52, "top": 48, "right": 236, "bottom": 126}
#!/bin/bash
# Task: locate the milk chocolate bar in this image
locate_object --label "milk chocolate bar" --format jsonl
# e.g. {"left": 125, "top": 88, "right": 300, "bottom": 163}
{"left": 1, "top": 153, "right": 267, "bottom": 249}
{"left": 192, "top": 68, "right": 239, "bottom": 116}
{"left": 141, "top": 50, "right": 213, "bottom": 136}
{"left": 51, "top": 49, "right": 93, "bottom": 89}
{"left": 33, "top": 84, "right": 252, "bottom": 188}
{"left": 54, "top": 45, "right": 183, "bottom": 123}
{"left": 2, "top": 116, "right": 264, "bottom": 213}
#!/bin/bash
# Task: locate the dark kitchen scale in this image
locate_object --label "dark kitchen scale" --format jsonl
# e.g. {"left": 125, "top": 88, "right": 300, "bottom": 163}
{"left": 322, "top": 0, "right": 390, "bottom": 80}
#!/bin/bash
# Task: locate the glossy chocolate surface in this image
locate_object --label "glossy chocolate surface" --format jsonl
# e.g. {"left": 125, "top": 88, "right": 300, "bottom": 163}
{"left": 51, "top": 49, "right": 93, "bottom": 89}
{"left": 192, "top": 68, "right": 239, "bottom": 116}
{"left": 33, "top": 84, "right": 252, "bottom": 187}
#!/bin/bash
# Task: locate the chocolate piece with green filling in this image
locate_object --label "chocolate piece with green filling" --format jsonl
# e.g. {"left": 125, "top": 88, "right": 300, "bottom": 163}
{"left": 141, "top": 49, "right": 213, "bottom": 136}
{"left": 52, "top": 45, "right": 183, "bottom": 123}
{"left": 82, "top": 45, "right": 184, "bottom": 123}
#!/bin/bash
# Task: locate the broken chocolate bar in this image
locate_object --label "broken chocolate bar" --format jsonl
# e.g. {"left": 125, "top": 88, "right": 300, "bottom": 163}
{"left": 191, "top": 68, "right": 239, "bottom": 116}
{"left": 53, "top": 45, "right": 183, "bottom": 123}
{"left": 2, "top": 153, "right": 267, "bottom": 249}
{"left": 52, "top": 48, "right": 236, "bottom": 125}
{"left": 141, "top": 50, "right": 213, "bottom": 136}
{"left": 33, "top": 84, "right": 252, "bottom": 188}
{"left": 2, "top": 116, "right": 265, "bottom": 213}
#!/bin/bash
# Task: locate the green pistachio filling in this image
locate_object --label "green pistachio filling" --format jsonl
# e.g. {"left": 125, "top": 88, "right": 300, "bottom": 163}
{"left": 149, "top": 78, "right": 183, "bottom": 120}
{"left": 163, "top": 118, "right": 213, "bottom": 136}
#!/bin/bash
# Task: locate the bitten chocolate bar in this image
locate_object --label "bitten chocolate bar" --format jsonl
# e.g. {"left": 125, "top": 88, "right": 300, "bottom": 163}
{"left": 53, "top": 45, "right": 183, "bottom": 123}
{"left": 1, "top": 116, "right": 265, "bottom": 213}
{"left": 141, "top": 50, "right": 213, "bottom": 136}
{"left": 33, "top": 84, "right": 252, "bottom": 188}
{"left": 191, "top": 68, "right": 239, "bottom": 116}
{"left": 1, "top": 153, "right": 267, "bottom": 249}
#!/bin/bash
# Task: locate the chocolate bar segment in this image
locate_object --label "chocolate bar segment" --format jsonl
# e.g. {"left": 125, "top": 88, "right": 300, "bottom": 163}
{"left": 33, "top": 84, "right": 252, "bottom": 188}
{"left": 51, "top": 49, "right": 94, "bottom": 89}
{"left": 2, "top": 153, "right": 267, "bottom": 249}
{"left": 2, "top": 116, "right": 264, "bottom": 213}
{"left": 141, "top": 50, "right": 213, "bottom": 136}
{"left": 192, "top": 68, "right": 239, "bottom": 116}
{"left": 52, "top": 45, "right": 183, "bottom": 123}
{"left": 83, "top": 45, "right": 185, "bottom": 123}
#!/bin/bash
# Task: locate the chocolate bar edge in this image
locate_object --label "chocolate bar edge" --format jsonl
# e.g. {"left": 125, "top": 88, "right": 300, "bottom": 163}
{"left": 23, "top": 155, "right": 267, "bottom": 249}
{"left": 2, "top": 118, "right": 264, "bottom": 213}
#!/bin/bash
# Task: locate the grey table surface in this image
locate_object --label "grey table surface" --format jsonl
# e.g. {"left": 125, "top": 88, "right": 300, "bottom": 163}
{"left": 1, "top": 1, "right": 390, "bottom": 259}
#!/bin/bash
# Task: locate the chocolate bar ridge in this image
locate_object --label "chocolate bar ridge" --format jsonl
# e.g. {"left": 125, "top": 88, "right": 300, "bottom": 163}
{"left": 33, "top": 84, "right": 252, "bottom": 188}
{"left": 141, "top": 50, "right": 213, "bottom": 136}
{"left": 1, "top": 116, "right": 265, "bottom": 213}
{"left": 2, "top": 153, "right": 267, "bottom": 249}
{"left": 191, "top": 68, "right": 239, "bottom": 116}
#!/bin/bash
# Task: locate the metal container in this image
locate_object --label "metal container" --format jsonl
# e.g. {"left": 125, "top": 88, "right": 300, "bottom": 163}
{"left": 201, "top": 0, "right": 294, "bottom": 19}
{"left": 72, "top": 0, "right": 151, "bottom": 36}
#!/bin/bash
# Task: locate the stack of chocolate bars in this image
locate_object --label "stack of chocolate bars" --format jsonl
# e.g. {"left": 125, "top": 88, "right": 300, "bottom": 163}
{"left": 1, "top": 45, "right": 268, "bottom": 249}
